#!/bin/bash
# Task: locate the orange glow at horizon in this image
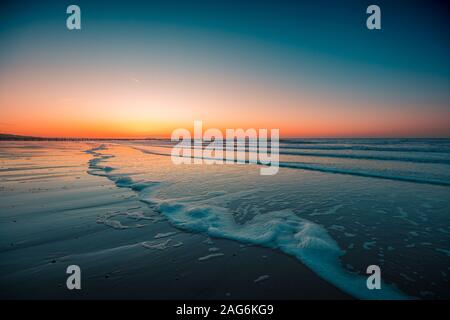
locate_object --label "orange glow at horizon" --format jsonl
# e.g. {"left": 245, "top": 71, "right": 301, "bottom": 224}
{"left": 1, "top": 63, "right": 449, "bottom": 139}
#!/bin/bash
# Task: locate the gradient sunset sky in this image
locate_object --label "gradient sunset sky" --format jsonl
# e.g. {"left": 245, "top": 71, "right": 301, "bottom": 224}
{"left": 0, "top": 0, "right": 449, "bottom": 138}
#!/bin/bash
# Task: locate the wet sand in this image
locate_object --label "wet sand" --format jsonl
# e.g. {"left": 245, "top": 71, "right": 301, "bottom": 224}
{"left": 0, "top": 141, "right": 350, "bottom": 299}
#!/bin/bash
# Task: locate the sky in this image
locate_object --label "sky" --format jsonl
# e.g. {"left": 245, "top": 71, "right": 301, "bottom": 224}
{"left": 0, "top": 0, "right": 449, "bottom": 138}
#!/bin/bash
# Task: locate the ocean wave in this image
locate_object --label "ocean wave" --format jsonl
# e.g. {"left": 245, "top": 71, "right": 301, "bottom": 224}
{"left": 128, "top": 142, "right": 450, "bottom": 164}
{"left": 131, "top": 146, "right": 450, "bottom": 187}
{"left": 278, "top": 161, "right": 450, "bottom": 186}
{"left": 275, "top": 150, "right": 449, "bottom": 164}
{"left": 84, "top": 144, "right": 411, "bottom": 299}
{"left": 133, "top": 138, "right": 450, "bottom": 154}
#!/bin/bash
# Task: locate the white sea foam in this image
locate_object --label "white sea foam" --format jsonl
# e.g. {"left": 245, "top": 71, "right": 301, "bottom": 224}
{"left": 103, "top": 220, "right": 128, "bottom": 229}
{"left": 85, "top": 144, "right": 411, "bottom": 300}
{"left": 149, "top": 200, "right": 408, "bottom": 299}
{"left": 254, "top": 275, "right": 270, "bottom": 283}
{"left": 142, "top": 238, "right": 182, "bottom": 250}
{"left": 198, "top": 253, "right": 225, "bottom": 261}
{"left": 154, "top": 231, "right": 178, "bottom": 239}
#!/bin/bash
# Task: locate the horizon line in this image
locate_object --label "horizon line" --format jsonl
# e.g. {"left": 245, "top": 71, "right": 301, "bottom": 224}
{"left": 1, "top": 133, "right": 450, "bottom": 141}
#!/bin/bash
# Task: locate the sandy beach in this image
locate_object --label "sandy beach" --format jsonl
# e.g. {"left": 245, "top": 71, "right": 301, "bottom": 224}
{"left": 0, "top": 141, "right": 351, "bottom": 299}
{"left": 1, "top": 139, "right": 449, "bottom": 299}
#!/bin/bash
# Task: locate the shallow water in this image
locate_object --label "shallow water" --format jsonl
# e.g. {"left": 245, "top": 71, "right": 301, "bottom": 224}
{"left": 1, "top": 139, "right": 449, "bottom": 299}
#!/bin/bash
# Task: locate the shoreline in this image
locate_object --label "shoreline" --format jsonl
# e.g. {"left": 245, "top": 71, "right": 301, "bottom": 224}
{"left": 0, "top": 141, "right": 351, "bottom": 299}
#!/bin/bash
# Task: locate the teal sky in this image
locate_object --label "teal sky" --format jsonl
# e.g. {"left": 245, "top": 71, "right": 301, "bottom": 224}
{"left": 0, "top": 0, "right": 449, "bottom": 137}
